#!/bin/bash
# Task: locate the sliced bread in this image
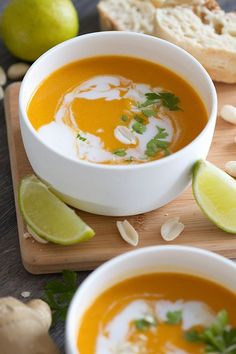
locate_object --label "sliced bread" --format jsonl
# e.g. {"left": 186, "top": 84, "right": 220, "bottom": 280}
{"left": 153, "top": 0, "right": 219, "bottom": 9}
{"left": 97, "top": 0, "right": 156, "bottom": 35}
{"left": 97, "top": 0, "right": 219, "bottom": 34}
{"left": 154, "top": 1, "right": 236, "bottom": 83}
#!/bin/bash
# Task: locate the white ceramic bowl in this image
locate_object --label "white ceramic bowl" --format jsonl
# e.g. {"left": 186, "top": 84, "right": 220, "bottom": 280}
{"left": 65, "top": 245, "right": 236, "bottom": 354}
{"left": 19, "top": 32, "right": 217, "bottom": 216}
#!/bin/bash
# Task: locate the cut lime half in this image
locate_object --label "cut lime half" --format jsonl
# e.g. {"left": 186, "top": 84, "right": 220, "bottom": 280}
{"left": 19, "top": 175, "right": 95, "bottom": 245}
{"left": 193, "top": 160, "right": 236, "bottom": 233}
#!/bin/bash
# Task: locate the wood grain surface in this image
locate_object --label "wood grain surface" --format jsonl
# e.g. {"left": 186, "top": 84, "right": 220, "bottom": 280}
{"left": 4, "top": 81, "right": 236, "bottom": 274}
{"left": 0, "top": 0, "right": 235, "bottom": 352}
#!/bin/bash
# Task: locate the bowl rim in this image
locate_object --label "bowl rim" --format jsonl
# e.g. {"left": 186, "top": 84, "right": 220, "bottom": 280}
{"left": 19, "top": 31, "right": 218, "bottom": 171}
{"left": 65, "top": 245, "right": 236, "bottom": 353}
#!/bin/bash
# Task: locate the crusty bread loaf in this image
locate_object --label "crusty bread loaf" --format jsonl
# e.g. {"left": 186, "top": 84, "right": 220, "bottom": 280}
{"left": 153, "top": 0, "right": 219, "bottom": 9}
{"left": 97, "top": 0, "right": 156, "bottom": 35}
{"left": 97, "top": 0, "right": 236, "bottom": 83}
{"left": 154, "top": 1, "right": 236, "bottom": 83}
{"left": 97, "top": 0, "right": 219, "bottom": 34}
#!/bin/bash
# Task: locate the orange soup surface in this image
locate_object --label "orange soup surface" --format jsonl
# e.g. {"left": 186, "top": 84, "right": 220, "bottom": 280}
{"left": 28, "top": 56, "right": 208, "bottom": 164}
{"left": 77, "top": 273, "right": 236, "bottom": 354}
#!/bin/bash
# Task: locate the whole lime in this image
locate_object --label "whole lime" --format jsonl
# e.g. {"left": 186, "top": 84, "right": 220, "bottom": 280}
{"left": 0, "top": 0, "right": 79, "bottom": 61}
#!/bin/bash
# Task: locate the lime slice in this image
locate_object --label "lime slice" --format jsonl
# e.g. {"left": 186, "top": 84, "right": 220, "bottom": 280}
{"left": 19, "top": 175, "right": 95, "bottom": 245}
{"left": 193, "top": 160, "right": 236, "bottom": 233}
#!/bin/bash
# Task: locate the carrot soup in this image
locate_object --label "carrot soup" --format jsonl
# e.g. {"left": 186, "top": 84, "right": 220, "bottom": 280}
{"left": 77, "top": 272, "right": 236, "bottom": 354}
{"left": 27, "top": 55, "right": 208, "bottom": 164}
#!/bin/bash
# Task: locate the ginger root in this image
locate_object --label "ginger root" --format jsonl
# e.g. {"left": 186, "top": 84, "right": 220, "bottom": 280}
{"left": 0, "top": 297, "right": 60, "bottom": 354}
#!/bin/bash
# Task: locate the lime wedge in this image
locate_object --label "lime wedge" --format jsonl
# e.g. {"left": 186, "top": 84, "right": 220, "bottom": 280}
{"left": 193, "top": 160, "right": 236, "bottom": 233}
{"left": 19, "top": 175, "right": 95, "bottom": 245}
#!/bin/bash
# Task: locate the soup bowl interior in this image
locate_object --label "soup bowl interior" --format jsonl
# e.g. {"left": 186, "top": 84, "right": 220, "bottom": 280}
{"left": 66, "top": 245, "right": 236, "bottom": 354}
{"left": 19, "top": 32, "right": 217, "bottom": 216}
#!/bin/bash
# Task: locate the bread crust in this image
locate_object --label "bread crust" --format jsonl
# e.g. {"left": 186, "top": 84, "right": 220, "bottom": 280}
{"left": 154, "top": 1, "right": 236, "bottom": 83}
{"left": 151, "top": 0, "right": 219, "bottom": 9}
{"left": 97, "top": 0, "right": 155, "bottom": 34}
{"left": 155, "top": 25, "right": 236, "bottom": 83}
{"left": 97, "top": 0, "right": 236, "bottom": 83}
{"left": 97, "top": 3, "right": 124, "bottom": 31}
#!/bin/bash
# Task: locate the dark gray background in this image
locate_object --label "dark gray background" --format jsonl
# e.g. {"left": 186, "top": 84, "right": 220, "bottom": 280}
{"left": 0, "top": 0, "right": 235, "bottom": 352}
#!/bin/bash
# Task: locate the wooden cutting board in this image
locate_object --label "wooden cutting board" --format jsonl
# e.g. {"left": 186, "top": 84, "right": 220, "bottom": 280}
{"left": 4, "top": 82, "right": 236, "bottom": 274}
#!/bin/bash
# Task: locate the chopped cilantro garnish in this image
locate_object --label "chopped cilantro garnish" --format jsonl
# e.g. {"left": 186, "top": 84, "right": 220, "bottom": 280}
{"left": 132, "top": 121, "right": 146, "bottom": 134}
{"left": 139, "top": 91, "right": 181, "bottom": 111}
{"left": 134, "top": 114, "right": 145, "bottom": 124}
{"left": 166, "top": 310, "right": 182, "bottom": 324}
{"left": 158, "top": 92, "right": 181, "bottom": 111}
{"left": 121, "top": 114, "right": 129, "bottom": 122}
{"left": 113, "top": 148, "right": 127, "bottom": 157}
{"left": 184, "top": 330, "right": 202, "bottom": 343}
{"left": 155, "top": 126, "right": 169, "bottom": 139}
{"left": 145, "top": 126, "right": 170, "bottom": 157}
{"left": 164, "top": 148, "right": 171, "bottom": 156}
{"left": 137, "top": 99, "right": 154, "bottom": 108}
{"left": 77, "top": 133, "right": 87, "bottom": 141}
{"left": 145, "top": 92, "right": 160, "bottom": 101}
{"left": 135, "top": 316, "right": 157, "bottom": 330}
{"left": 184, "top": 310, "right": 236, "bottom": 353}
{"left": 142, "top": 108, "right": 156, "bottom": 117}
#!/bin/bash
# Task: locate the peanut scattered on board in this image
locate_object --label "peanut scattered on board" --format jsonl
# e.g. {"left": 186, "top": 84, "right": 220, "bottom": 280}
{"left": 116, "top": 220, "right": 139, "bottom": 246}
{"left": 161, "top": 217, "right": 185, "bottom": 241}
{"left": 0, "top": 87, "right": 4, "bottom": 100}
{"left": 0, "top": 66, "right": 7, "bottom": 86}
{"left": 7, "top": 62, "right": 30, "bottom": 80}
{"left": 220, "top": 105, "right": 236, "bottom": 124}
{"left": 225, "top": 161, "right": 236, "bottom": 178}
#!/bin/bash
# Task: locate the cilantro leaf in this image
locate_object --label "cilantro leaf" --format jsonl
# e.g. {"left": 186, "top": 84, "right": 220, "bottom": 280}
{"left": 77, "top": 133, "right": 87, "bottom": 141}
{"left": 158, "top": 92, "right": 181, "bottom": 111}
{"left": 145, "top": 126, "right": 170, "bottom": 157}
{"left": 42, "top": 270, "right": 77, "bottom": 324}
{"left": 145, "top": 92, "right": 160, "bottom": 101}
{"left": 121, "top": 114, "right": 129, "bottom": 122}
{"left": 63, "top": 268, "right": 77, "bottom": 288}
{"left": 184, "top": 310, "right": 236, "bottom": 354}
{"left": 184, "top": 330, "right": 202, "bottom": 342}
{"left": 155, "top": 126, "right": 169, "bottom": 139}
{"left": 223, "top": 328, "right": 236, "bottom": 353}
{"left": 138, "top": 99, "right": 156, "bottom": 108}
{"left": 142, "top": 109, "right": 156, "bottom": 117}
{"left": 132, "top": 121, "right": 146, "bottom": 134}
{"left": 203, "top": 328, "right": 226, "bottom": 353}
{"left": 135, "top": 316, "right": 157, "bottom": 330}
{"left": 166, "top": 310, "right": 182, "bottom": 324}
{"left": 164, "top": 148, "right": 171, "bottom": 156}
{"left": 134, "top": 114, "right": 145, "bottom": 124}
{"left": 113, "top": 148, "right": 127, "bottom": 157}
{"left": 138, "top": 91, "right": 181, "bottom": 111}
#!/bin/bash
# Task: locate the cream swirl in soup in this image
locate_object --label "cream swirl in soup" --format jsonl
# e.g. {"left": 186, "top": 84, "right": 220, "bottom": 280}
{"left": 96, "top": 300, "right": 215, "bottom": 354}
{"left": 38, "top": 75, "right": 175, "bottom": 163}
{"left": 27, "top": 56, "right": 208, "bottom": 165}
{"left": 77, "top": 273, "right": 236, "bottom": 354}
